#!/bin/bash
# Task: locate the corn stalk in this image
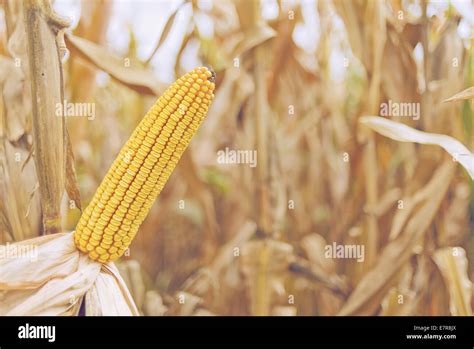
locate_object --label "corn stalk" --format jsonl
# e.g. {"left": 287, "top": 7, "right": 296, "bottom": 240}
{"left": 23, "top": 0, "right": 69, "bottom": 234}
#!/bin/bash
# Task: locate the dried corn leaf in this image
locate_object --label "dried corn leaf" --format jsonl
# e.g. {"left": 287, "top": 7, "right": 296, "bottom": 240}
{"left": 338, "top": 162, "right": 455, "bottom": 315}
{"left": 380, "top": 286, "right": 416, "bottom": 316}
{"left": 388, "top": 184, "right": 430, "bottom": 241}
{"left": 443, "top": 87, "right": 474, "bottom": 103}
{"left": 0, "top": 56, "right": 30, "bottom": 142}
{"left": 0, "top": 141, "right": 40, "bottom": 241}
{"left": 231, "top": 23, "right": 276, "bottom": 59}
{"left": 333, "top": 0, "right": 364, "bottom": 63}
{"left": 360, "top": 116, "right": 474, "bottom": 179}
{"left": 382, "top": 26, "right": 419, "bottom": 103}
{"left": 143, "top": 290, "right": 167, "bottom": 316}
{"left": 69, "top": 0, "right": 112, "bottom": 101}
{"left": 433, "top": 247, "right": 472, "bottom": 316}
{"left": 145, "top": 4, "right": 181, "bottom": 65}
{"left": 182, "top": 220, "right": 256, "bottom": 299}
{"left": 298, "top": 234, "right": 348, "bottom": 294}
{"left": 65, "top": 34, "right": 166, "bottom": 96}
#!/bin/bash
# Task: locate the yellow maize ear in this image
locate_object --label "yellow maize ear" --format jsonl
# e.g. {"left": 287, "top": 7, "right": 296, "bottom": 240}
{"left": 74, "top": 67, "right": 215, "bottom": 263}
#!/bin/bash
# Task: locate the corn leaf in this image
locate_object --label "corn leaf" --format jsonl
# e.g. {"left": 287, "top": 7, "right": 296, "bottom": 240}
{"left": 360, "top": 116, "right": 474, "bottom": 179}
{"left": 338, "top": 162, "right": 455, "bottom": 315}
{"left": 433, "top": 247, "right": 473, "bottom": 316}
{"left": 65, "top": 34, "right": 167, "bottom": 96}
{"left": 443, "top": 86, "right": 474, "bottom": 102}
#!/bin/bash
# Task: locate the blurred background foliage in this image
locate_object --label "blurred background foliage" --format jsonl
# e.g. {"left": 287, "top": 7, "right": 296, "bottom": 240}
{"left": 0, "top": 0, "right": 473, "bottom": 315}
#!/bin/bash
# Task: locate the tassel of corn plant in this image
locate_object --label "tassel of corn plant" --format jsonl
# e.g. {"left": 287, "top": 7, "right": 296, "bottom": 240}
{"left": 74, "top": 67, "right": 215, "bottom": 263}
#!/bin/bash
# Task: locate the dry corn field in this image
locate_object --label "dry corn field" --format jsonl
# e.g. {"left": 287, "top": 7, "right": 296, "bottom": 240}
{"left": 0, "top": 0, "right": 473, "bottom": 317}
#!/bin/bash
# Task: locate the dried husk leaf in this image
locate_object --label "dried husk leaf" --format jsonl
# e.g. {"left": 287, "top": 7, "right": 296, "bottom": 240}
{"left": 0, "top": 233, "right": 99, "bottom": 315}
{"left": 116, "top": 259, "right": 146, "bottom": 310}
{"left": 0, "top": 232, "right": 138, "bottom": 316}
{"left": 85, "top": 263, "right": 139, "bottom": 316}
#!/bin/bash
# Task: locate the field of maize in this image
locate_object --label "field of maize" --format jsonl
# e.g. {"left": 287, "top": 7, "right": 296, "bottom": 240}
{"left": 0, "top": 0, "right": 473, "bottom": 316}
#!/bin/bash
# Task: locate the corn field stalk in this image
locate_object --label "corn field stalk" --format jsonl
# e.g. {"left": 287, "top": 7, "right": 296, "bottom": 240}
{"left": 23, "top": 0, "right": 69, "bottom": 234}
{"left": 421, "top": 0, "right": 432, "bottom": 131}
{"left": 253, "top": 7, "right": 273, "bottom": 318}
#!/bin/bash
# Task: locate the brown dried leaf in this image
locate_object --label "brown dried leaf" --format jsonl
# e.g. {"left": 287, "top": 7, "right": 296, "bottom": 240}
{"left": 433, "top": 247, "right": 473, "bottom": 316}
{"left": 65, "top": 34, "right": 167, "bottom": 96}
{"left": 382, "top": 26, "right": 420, "bottom": 103}
{"left": 231, "top": 23, "right": 276, "bottom": 60}
{"left": 168, "top": 291, "right": 203, "bottom": 316}
{"left": 69, "top": 0, "right": 112, "bottom": 101}
{"left": 333, "top": 0, "right": 364, "bottom": 63}
{"left": 0, "top": 56, "right": 30, "bottom": 142}
{"left": 0, "top": 141, "right": 40, "bottom": 241}
{"left": 338, "top": 162, "right": 455, "bottom": 315}
{"left": 145, "top": 5, "right": 182, "bottom": 65}
{"left": 143, "top": 290, "right": 167, "bottom": 316}
{"left": 301, "top": 233, "right": 335, "bottom": 273}
{"left": 380, "top": 285, "right": 416, "bottom": 316}
{"left": 182, "top": 220, "right": 256, "bottom": 300}
{"left": 443, "top": 87, "right": 474, "bottom": 102}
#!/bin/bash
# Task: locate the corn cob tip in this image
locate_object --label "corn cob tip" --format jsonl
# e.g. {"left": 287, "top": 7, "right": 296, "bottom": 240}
{"left": 74, "top": 67, "right": 215, "bottom": 263}
{"left": 208, "top": 68, "right": 216, "bottom": 83}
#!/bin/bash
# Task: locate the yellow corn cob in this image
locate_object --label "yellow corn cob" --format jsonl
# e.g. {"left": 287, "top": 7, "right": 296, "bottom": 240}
{"left": 74, "top": 67, "right": 215, "bottom": 263}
